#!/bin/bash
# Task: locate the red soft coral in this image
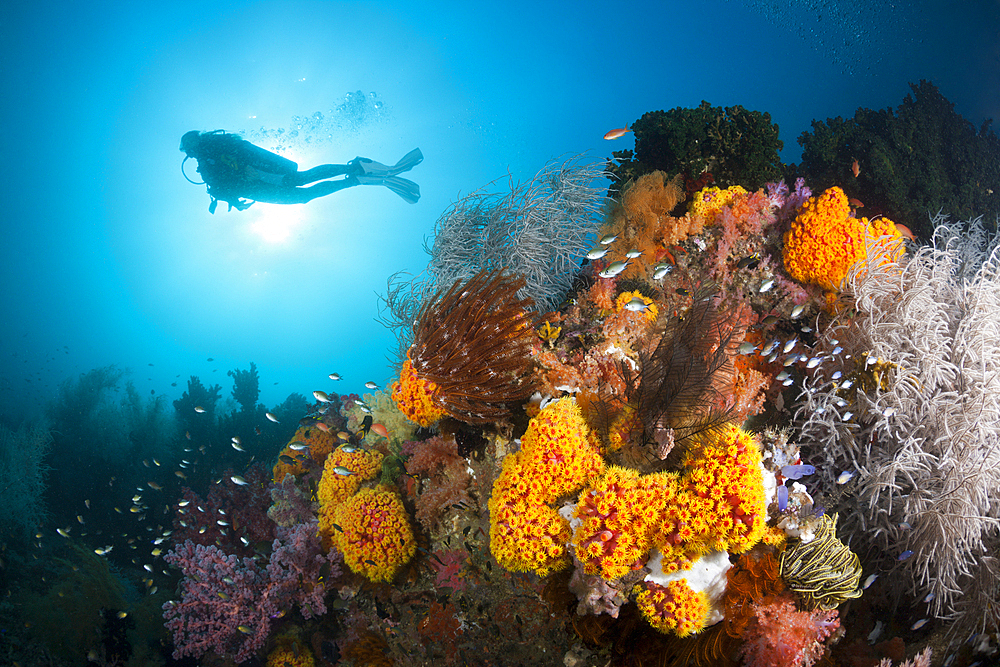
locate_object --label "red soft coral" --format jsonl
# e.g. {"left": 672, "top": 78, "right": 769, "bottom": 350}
{"left": 403, "top": 434, "right": 474, "bottom": 533}
{"left": 739, "top": 593, "right": 841, "bottom": 667}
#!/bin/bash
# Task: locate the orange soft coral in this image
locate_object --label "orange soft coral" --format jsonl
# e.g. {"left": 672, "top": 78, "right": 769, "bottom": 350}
{"left": 334, "top": 486, "right": 417, "bottom": 582}
{"left": 783, "top": 186, "right": 904, "bottom": 290}
{"left": 634, "top": 579, "right": 711, "bottom": 638}
{"left": 272, "top": 424, "right": 337, "bottom": 483}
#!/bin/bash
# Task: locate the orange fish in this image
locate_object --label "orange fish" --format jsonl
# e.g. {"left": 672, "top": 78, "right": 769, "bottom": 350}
{"left": 315, "top": 422, "right": 331, "bottom": 433}
{"left": 894, "top": 223, "right": 915, "bottom": 240}
{"left": 848, "top": 198, "right": 864, "bottom": 208}
{"left": 851, "top": 159, "right": 860, "bottom": 178}
{"left": 603, "top": 125, "right": 630, "bottom": 140}
{"left": 371, "top": 423, "right": 390, "bottom": 439}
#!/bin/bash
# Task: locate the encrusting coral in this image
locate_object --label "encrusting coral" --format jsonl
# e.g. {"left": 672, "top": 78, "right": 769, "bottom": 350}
{"left": 392, "top": 268, "right": 538, "bottom": 426}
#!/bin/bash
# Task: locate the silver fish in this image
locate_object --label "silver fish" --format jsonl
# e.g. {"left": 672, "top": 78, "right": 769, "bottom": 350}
{"left": 599, "top": 261, "right": 627, "bottom": 279}
{"left": 586, "top": 247, "right": 609, "bottom": 260}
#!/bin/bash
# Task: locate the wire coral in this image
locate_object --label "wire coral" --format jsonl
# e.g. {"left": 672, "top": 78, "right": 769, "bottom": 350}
{"left": 380, "top": 156, "right": 607, "bottom": 361}
{"left": 391, "top": 268, "right": 537, "bottom": 425}
{"left": 783, "top": 186, "right": 904, "bottom": 290}
{"left": 333, "top": 486, "right": 417, "bottom": 582}
{"left": 793, "top": 214, "right": 1000, "bottom": 633}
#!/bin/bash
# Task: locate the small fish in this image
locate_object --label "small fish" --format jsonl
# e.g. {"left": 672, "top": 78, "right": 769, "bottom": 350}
{"left": 332, "top": 466, "right": 353, "bottom": 476}
{"left": 624, "top": 249, "right": 642, "bottom": 259}
{"left": 586, "top": 247, "right": 609, "bottom": 260}
{"left": 603, "top": 125, "right": 630, "bottom": 140}
{"left": 57, "top": 528, "right": 70, "bottom": 538}
{"left": 863, "top": 573, "right": 878, "bottom": 589}
{"left": 911, "top": 618, "right": 929, "bottom": 630}
{"left": 194, "top": 406, "right": 206, "bottom": 413}
{"left": 278, "top": 454, "right": 296, "bottom": 465}
{"left": 364, "top": 381, "right": 379, "bottom": 390}
{"left": 652, "top": 264, "right": 672, "bottom": 280}
{"left": 217, "top": 520, "right": 229, "bottom": 526}
{"left": 882, "top": 407, "right": 897, "bottom": 418}
{"left": 842, "top": 411, "right": 854, "bottom": 420}
{"left": 599, "top": 261, "right": 627, "bottom": 278}
{"left": 185, "top": 431, "right": 191, "bottom": 440}
{"left": 736, "top": 254, "right": 761, "bottom": 270}
{"left": 148, "top": 481, "right": 162, "bottom": 490}
{"left": 371, "top": 423, "right": 390, "bottom": 439}
{"left": 153, "top": 458, "right": 160, "bottom": 466}
{"left": 117, "top": 611, "right": 128, "bottom": 619}
{"left": 328, "top": 373, "right": 342, "bottom": 381}
{"left": 599, "top": 233, "right": 618, "bottom": 245}
{"left": 924, "top": 592, "right": 935, "bottom": 603}
{"left": 899, "top": 521, "right": 912, "bottom": 530}
{"left": 759, "top": 278, "right": 776, "bottom": 293}
{"left": 357, "top": 415, "right": 373, "bottom": 438}
{"left": 175, "top": 470, "right": 187, "bottom": 479}
{"left": 623, "top": 297, "right": 650, "bottom": 312}
{"left": 331, "top": 523, "right": 344, "bottom": 533}
{"left": 837, "top": 470, "right": 854, "bottom": 484}
{"left": 237, "top": 625, "right": 253, "bottom": 635}
{"left": 151, "top": 548, "right": 162, "bottom": 556}
{"left": 783, "top": 338, "right": 798, "bottom": 354}
{"left": 848, "top": 197, "right": 864, "bottom": 208}
{"left": 895, "top": 223, "right": 916, "bottom": 240}
{"left": 851, "top": 159, "right": 860, "bottom": 178}
{"left": 675, "top": 287, "right": 690, "bottom": 296}
{"left": 77, "top": 515, "right": 84, "bottom": 524}
{"left": 737, "top": 342, "right": 757, "bottom": 355}
{"left": 790, "top": 304, "right": 806, "bottom": 319}
{"left": 94, "top": 547, "right": 111, "bottom": 556}
{"left": 832, "top": 346, "right": 843, "bottom": 355}
{"left": 775, "top": 370, "right": 790, "bottom": 381}
{"left": 898, "top": 550, "right": 914, "bottom": 561}
{"left": 231, "top": 441, "right": 245, "bottom": 452}
{"left": 339, "top": 445, "right": 358, "bottom": 453}
{"left": 313, "top": 390, "right": 332, "bottom": 403}
{"left": 315, "top": 422, "right": 331, "bottom": 433}
{"left": 231, "top": 476, "right": 248, "bottom": 486}
{"left": 265, "top": 412, "right": 279, "bottom": 423}
{"left": 288, "top": 442, "right": 310, "bottom": 451}
{"left": 806, "top": 356, "right": 823, "bottom": 369}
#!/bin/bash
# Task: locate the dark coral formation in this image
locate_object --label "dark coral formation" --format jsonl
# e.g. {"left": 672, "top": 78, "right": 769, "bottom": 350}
{"left": 410, "top": 268, "right": 538, "bottom": 424}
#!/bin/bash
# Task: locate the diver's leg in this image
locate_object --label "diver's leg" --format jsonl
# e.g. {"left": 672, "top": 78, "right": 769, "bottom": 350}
{"left": 266, "top": 177, "right": 360, "bottom": 204}
{"left": 286, "top": 164, "right": 352, "bottom": 186}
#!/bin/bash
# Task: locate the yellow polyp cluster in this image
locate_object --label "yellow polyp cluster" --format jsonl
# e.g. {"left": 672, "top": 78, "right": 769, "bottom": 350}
{"left": 614, "top": 290, "right": 659, "bottom": 322}
{"left": 317, "top": 448, "right": 384, "bottom": 549}
{"left": 272, "top": 424, "right": 337, "bottom": 484}
{"left": 488, "top": 397, "right": 605, "bottom": 575}
{"left": 783, "top": 186, "right": 904, "bottom": 290}
{"left": 572, "top": 467, "right": 677, "bottom": 579}
{"left": 390, "top": 353, "right": 448, "bottom": 427}
{"left": 333, "top": 486, "right": 417, "bottom": 583}
{"left": 633, "top": 580, "right": 710, "bottom": 637}
{"left": 266, "top": 639, "right": 314, "bottom": 667}
{"left": 689, "top": 184, "right": 748, "bottom": 219}
{"left": 677, "top": 424, "right": 767, "bottom": 554}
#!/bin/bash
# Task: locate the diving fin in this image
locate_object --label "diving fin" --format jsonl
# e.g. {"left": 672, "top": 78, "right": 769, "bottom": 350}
{"left": 350, "top": 148, "right": 423, "bottom": 178}
{"left": 355, "top": 174, "right": 421, "bottom": 204}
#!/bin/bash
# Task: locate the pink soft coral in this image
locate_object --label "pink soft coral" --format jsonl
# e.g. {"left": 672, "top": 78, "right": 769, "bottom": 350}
{"left": 403, "top": 434, "right": 474, "bottom": 533}
{"left": 739, "top": 593, "right": 842, "bottom": 667}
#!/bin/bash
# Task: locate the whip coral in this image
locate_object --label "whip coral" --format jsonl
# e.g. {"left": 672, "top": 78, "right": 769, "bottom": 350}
{"left": 783, "top": 186, "right": 904, "bottom": 290}
{"left": 333, "top": 486, "right": 417, "bottom": 582}
{"left": 392, "top": 268, "right": 537, "bottom": 425}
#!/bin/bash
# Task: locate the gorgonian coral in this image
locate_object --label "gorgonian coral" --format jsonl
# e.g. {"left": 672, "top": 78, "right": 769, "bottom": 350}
{"left": 392, "top": 268, "right": 537, "bottom": 425}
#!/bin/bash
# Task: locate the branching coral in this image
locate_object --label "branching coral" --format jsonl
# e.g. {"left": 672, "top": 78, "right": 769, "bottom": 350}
{"left": 392, "top": 268, "right": 537, "bottom": 425}
{"left": 793, "top": 214, "right": 1000, "bottom": 633}
{"left": 379, "top": 156, "right": 607, "bottom": 362}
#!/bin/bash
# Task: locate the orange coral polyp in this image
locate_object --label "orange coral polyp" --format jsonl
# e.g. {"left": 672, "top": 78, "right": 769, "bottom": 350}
{"left": 334, "top": 486, "right": 416, "bottom": 583}
{"left": 391, "top": 354, "right": 448, "bottom": 428}
{"left": 317, "top": 447, "right": 385, "bottom": 549}
{"left": 634, "top": 579, "right": 710, "bottom": 637}
{"left": 783, "top": 186, "right": 904, "bottom": 290}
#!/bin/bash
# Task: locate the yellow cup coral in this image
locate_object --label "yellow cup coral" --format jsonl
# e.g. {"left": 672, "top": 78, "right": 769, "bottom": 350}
{"left": 689, "top": 184, "right": 748, "bottom": 219}
{"left": 272, "top": 424, "right": 337, "bottom": 484}
{"left": 783, "top": 186, "right": 904, "bottom": 290}
{"left": 391, "top": 352, "right": 449, "bottom": 428}
{"left": 634, "top": 579, "right": 710, "bottom": 637}
{"left": 333, "top": 486, "right": 416, "bottom": 582}
{"left": 488, "top": 397, "right": 605, "bottom": 575}
{"left": 317, "top": 447, "right": 384, "bottom": 549}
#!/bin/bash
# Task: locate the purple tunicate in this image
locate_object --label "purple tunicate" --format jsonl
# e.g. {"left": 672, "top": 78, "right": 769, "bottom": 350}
{"left": 777, "top": 484, "right": 788, "bottom": 511}
{"left": 781, "top": 464, "right": 816, "bottom": 479}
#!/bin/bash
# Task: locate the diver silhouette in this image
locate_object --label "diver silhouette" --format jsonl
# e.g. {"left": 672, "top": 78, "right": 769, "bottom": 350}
{"left": 180, "top": 130, "right": 422, "bottom": 213}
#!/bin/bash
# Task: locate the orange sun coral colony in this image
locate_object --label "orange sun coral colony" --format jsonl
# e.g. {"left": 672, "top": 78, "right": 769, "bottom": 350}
{"left": 266, "top": 636, "right": 314, "bottom": 667}
{"left": 488, "top": 397, "right": 605, "bottom": 575}
{"left": 634, "top": 579, "right": 710, "bottom": 637}
{"left": 317, "top": 447, "right": 385, "bottom": 549}
{"left": 333, "top": 486, "right": 417, "bottom": 583}
{"left": 391, "top": 268, "right": 537, "bottom": 425}
{"left": 783, "top": 185, "right": 904, "bottom": 290}
{"left": 689, "top": 184, "right": 748, "bottom": 220}
{"left": 272, "top": 424, "right": 337, "bottom": 483}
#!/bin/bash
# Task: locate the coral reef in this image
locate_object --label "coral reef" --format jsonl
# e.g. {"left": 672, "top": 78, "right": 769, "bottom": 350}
{"left": 393, "top": 268, "right": 538, "bottom": 425}
{"left": 403, "top": 433, "right": 475, "bottom": 534}
{"left": 316, "top": 446, "right": 384, "bottom": 548}
{"left": 332, "top": 486, "right": 416, "bottom": 582}
{"left": 738, "top": 593, "right": 841, "bottom": 667}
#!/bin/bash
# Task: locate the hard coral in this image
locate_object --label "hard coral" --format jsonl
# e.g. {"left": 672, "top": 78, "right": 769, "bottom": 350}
{"left": 783, "top": 186, "right": 904, "bottom": 291}
{"left": 334, "top": 486, "right": 417, "bottom": 583}
{"left": 634, "top": 579, "right": 710, "bottom": 638}
{"left": 393, "top": 268, "right": 537, "bottom": 425}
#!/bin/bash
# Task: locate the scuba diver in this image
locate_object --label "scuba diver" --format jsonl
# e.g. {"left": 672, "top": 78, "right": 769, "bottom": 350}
{"left": 180, "top": 130, "right": 422, "bottom": 213}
